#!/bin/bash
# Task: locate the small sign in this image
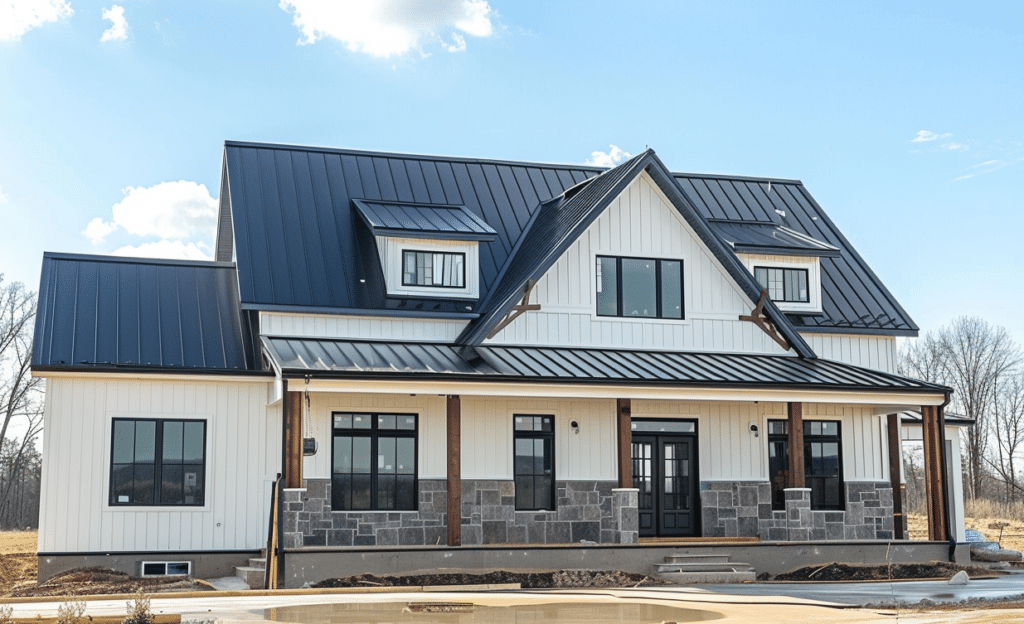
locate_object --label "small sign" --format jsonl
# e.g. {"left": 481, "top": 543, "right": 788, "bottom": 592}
{"left": 118, "top": 495, "right": 129, "bottom": 503}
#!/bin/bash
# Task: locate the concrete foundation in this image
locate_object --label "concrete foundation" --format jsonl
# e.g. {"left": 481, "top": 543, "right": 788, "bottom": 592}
{"left": 36, "top": 550, "right": 259, "bottom": 583}
{"left": 281, "top": 540, "right": 954, "bottom": 588}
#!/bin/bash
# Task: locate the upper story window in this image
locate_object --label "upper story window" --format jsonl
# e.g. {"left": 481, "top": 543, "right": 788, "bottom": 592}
{"left": 754, "top": 266, "right": 809, "bottom": 303}
{"left": 402, "top": 250, "right": 465, "bottom": 288}
{"left": 596, "top": 256, "right": 683, "bottom": 319}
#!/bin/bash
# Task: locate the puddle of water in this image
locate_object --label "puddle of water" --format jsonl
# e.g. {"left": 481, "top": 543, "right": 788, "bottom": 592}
{"left": 266, "top": 601, "right": 722, "bottom": 623}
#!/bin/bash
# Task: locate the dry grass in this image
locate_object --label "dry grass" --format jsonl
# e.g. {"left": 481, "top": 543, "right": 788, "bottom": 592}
{"left": 908, "top": 510, "right": 1024, "bottom": 553}
{"left": 0, "top": 531, "right": 37, "bottom": 596}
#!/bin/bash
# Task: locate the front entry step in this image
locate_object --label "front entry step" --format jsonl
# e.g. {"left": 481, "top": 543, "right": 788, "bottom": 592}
{"left": 235, "top": 557, "right": 266, "bottom": 589}
{"left": 653, "top": 553, "right": 756, "bottom": 584}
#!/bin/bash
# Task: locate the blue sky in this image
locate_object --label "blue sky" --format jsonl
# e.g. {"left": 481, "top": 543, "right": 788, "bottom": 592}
{"left": 1, "top": 0, "right": 1022, "bottom": 342}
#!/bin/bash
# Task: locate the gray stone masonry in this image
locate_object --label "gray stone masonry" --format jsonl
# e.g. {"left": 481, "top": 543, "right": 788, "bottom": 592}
{"left": 461, "top": 480, "right": 636, "bottom": 545}
{"left": 701, "top": 481, "right": 894, "bottom": 541}
{"left": 282, "top": 479, "right": 638, "bottom": 548}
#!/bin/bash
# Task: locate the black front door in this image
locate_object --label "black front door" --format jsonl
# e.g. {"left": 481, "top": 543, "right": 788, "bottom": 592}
{"left": 632, "top": 428, "right": 698, "bottom": 537}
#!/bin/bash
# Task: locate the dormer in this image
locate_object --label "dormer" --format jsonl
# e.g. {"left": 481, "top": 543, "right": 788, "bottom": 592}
{"left": 353, "top": 199, "right": 497, "bottom": 300}
{"left": 709, "top": 219, "right": 840, "bottom": 314}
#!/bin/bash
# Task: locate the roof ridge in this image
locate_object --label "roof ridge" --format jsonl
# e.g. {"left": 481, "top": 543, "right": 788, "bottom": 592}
{"left": 42, "top": 252, "right": 235, "bottom": 269}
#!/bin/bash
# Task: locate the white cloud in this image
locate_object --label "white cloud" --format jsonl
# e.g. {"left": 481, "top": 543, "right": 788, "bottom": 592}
{"left": 586, "top": 145, "right": 632, "bottom": 168}
{"left": 944, "top": 142, "right": 968, "bottom": 151}
{"left": 953, "top": 174, "right": 975, "bottom": 182}
{"left": 100, "top": 4, "right": 128, "bottom": 42}
{"left": 0, "top": 0, "right": 73, "bottom": 42}
{"left": 83, "top": 180, "right": 218, "bottom": 260}
{"left": 278, "top": 0, "right": 494, "bottom": 58}
{"left": 972, "top": 160, "right": 1001, "bottom": 168}
{"left": 910, "top": 130, "right": 952, "bottom": 143}
{"left": 0, "top": 185, "right": 7, "bottom": 203}
{"left": 112, "top": 240, "right": 212, "bottom": 261}
{"left": 82, "top": 217, "right": 118, "bottom": 244}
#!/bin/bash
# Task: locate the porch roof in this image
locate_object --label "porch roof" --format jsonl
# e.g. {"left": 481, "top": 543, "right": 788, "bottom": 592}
{"left": 262, "top": 336, "right": 950, "bottom": 395}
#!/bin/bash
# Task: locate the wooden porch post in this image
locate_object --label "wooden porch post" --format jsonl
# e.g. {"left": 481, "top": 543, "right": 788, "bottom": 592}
{"left": 922, "top": 405, "right": 949, "bottom": 541}
{"left": 617, "top": 399, "right": 632, "bottom": 488}
{"left": 887, "top": 413, "right": 906, "bottom": 539}
{"left": 284, "top": 389, "right": 303, "bottom": 489}
{"left": 787, "top": 402, "right": 805, "bottom": 488}
{"left": 446, "top": 395, "right": 462, "bottom": 547}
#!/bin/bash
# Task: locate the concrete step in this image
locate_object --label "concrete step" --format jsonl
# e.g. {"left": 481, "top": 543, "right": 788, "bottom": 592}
{"left": 235, "top": 565, "right": 266, "bottom": 589}
{"left": 248, "top": 557, "right": 267, "bottom": 570}
{"left": 663, "top": 553, "right": 732, "bottom": 564}
{"left": 654, "top": 562, "right": 756, "bottom": 574}
{"left": 656, "top": 570, "right": 757, "bottom": 584}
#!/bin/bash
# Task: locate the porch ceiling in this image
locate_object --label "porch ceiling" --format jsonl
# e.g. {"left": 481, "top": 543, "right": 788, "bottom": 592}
{"left": 261, "top": 337, "right": 950, "bottom": 401}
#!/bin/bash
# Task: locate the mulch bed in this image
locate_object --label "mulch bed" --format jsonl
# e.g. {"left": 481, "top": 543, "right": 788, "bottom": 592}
{"left": 314, "top": 569, "right": 666, "bottom": 589}
{"left": 768, "top": 561, "right": 999, "bottom": 582}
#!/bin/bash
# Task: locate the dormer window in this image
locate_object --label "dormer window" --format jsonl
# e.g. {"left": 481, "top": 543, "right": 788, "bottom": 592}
{"left": 403, "top": 250, "right": 465, "bottom": 288}
{"left": 352, "top": 199, "right": 496, "bottom": 300}
{"left": 754, "top": 266, "right": 808, "bottom": 303}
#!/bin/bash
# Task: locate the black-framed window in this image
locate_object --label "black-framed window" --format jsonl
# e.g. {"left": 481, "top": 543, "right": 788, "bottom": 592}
{"left": 596, "top": 256, "right": 683, "bottom": 319}
{"left": 110, "top": 419, "right": 206, "bottom": 506}
{"left": 754, "top": 266, "right": 809, "bottom": 303}
{"left": 332, "top": 413, "right": 417, "bottom": 511}
{"left": 767, "top": 420, "right": 843, "bottom": 510}
{"left": 402, "top": 250, "right": 465, "bottom": 288}
{"left": 513, "top": 415, "right": 555, "bottom": 511}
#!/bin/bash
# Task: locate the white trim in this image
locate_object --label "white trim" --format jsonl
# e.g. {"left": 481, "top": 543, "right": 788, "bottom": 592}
{"left": 378, "top": 236, "right": 480, "bottom": 299}
{"left": 293, "top": 378, "right": 947, "bottom": 407}
{"left": 33, "top": 371, "right": 272, "bottom": 383}
{"left": 738, "top": 253, "right": 822, "bottom": 314}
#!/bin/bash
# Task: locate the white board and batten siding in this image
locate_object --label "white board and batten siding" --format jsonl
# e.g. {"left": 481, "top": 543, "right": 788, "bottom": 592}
{"left": 804, "top": 334, "right": 897, "bottom": 373}
{"left": 38, "top": 377, "right": 278, "bottom": 554}
{"left": 633, "top": 400, "right": 887, "bottom": 483}
{"left": 486, "top": 172, "right": 789, "bottom": 355}
{"left": 260, "top": 312, "right": 468, "bottom": 342}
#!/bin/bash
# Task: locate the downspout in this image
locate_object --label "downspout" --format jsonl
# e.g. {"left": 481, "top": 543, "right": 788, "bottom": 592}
{"left": 938, "top": 392, "right": 956, "bottom": 562}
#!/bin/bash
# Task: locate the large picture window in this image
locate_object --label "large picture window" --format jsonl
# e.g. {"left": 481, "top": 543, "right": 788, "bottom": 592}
{"left": 110, "top": 419, "right": 206, "bottom": 506}
{"left": 332, "top": 413, "right": 417, "bottom": 511}
{"left": 754, "top": 266, "right": 809, "bottom": 303}
{"left": 402, "top": 250, "right": 465, "bottom": 288}
{"left": 767, "top": 420, "right": 843, "bottom": 510}
{"left": 596, "top": 256, "right": 683, "bottom": 319}
{"left": 513, "top": 415, "right": 555, "bottom": 511}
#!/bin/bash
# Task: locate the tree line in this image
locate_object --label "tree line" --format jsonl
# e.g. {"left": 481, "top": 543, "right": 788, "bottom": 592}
{"left": 899, "top": 316, "right": 1024, "bottom": 508}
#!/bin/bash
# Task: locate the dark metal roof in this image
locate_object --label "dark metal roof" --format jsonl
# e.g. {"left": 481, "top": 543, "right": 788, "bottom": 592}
{"left": 899, "top": 410, "right": 974, "bottom": 426}
{"left": 675, "top": 174, "right": 918, "bottom": 335}
{"left": 708, "top": 219, "right": 840, "bottom": 257}
{"left": 262, "top": 337, "right": 949, "bottom": 394}
{"left": 353, "top": 199, "right": 497, "bottom": 241}
{"left": 32, "top": 253, "right": 263, "bottom": 374}
{"left": 221, "top": 141, "right": 918, "bottom": 337}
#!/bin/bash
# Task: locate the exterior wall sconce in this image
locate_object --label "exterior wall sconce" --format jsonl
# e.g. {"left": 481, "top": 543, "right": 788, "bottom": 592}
{"left": 570, "top": 420, "right": 580, "bottom": 435}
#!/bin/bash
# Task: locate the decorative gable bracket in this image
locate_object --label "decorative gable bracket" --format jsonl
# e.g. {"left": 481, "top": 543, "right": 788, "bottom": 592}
{"left": 739, "top": 289, "right": 791, "bottom": 351}
{"left": 486, "top": 279, "right": 541, "bottom": 339}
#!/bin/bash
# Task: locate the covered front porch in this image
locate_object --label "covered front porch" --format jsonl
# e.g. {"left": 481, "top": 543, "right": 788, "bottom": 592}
{"left": 263, "top": 338, "right": 957, "bottom": 556}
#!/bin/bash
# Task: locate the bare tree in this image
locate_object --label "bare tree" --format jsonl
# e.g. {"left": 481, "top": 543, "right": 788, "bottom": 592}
{"left": 988, "top": 374, "right": 1024, "bottom": 504}
{"left": 898, "top": 317, "right": 1022, "bottom": 500}
{"left": 0, "top": 275, "right": 42, "bottom": 528}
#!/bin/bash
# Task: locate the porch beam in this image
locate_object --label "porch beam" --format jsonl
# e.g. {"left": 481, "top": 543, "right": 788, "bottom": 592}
{"left": 922, "top": 405, "right": 949, "bottom": 541}
{"left": 446, "top": 395, "right": 461, "bottom": 547}
{"left": 887, "top": 413, "right": 906, "bottom": 539}
{"left": 787, "top": 402, "right": 805, "bottom": 488}
{"left": 617, "top": 399, "right": 632, "bottom": 488}
{"left": 284, "top": 390, "right": 303, "bottom": 489}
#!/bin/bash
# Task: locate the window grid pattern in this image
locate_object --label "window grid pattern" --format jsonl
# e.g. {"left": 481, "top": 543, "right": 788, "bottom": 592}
{"left": 402, "top": 250, "right": 465, "bottom": 288}
{"left": 331, "top": 413, "right": 417, "bottom": 511}
{"left": 596, "top": 256, "right": 684, "bottom": 319}
{"left": 754, "top": 266, "right": 809, "bottom": 303}
{"left": 513, "top": 415, "right": 555, "bottom": 511}
{"left": 767, "top": 419, "right": 843, "bottom": 511}
{"left": 110, "top": 419, "right": 205, "bottom": 506}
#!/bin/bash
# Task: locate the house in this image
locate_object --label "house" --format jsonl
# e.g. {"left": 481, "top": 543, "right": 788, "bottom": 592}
{"left": 32, "top": 142, "right": 962, "bottom": 585}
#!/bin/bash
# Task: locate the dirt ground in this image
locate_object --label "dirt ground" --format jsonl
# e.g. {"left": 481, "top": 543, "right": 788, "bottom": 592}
{"left": 771, "top": 561, "right": 998, "bottom": 582}
{"left": 908, "top": 513, "right": 1024, "bottom": 552}
{"left": 315, "top": 570, "right": 667, "bottom": 589}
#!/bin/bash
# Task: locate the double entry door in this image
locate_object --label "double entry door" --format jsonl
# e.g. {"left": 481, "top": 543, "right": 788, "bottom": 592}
{"left": 631, "top": 420, "right": 698, "bottom": 537}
